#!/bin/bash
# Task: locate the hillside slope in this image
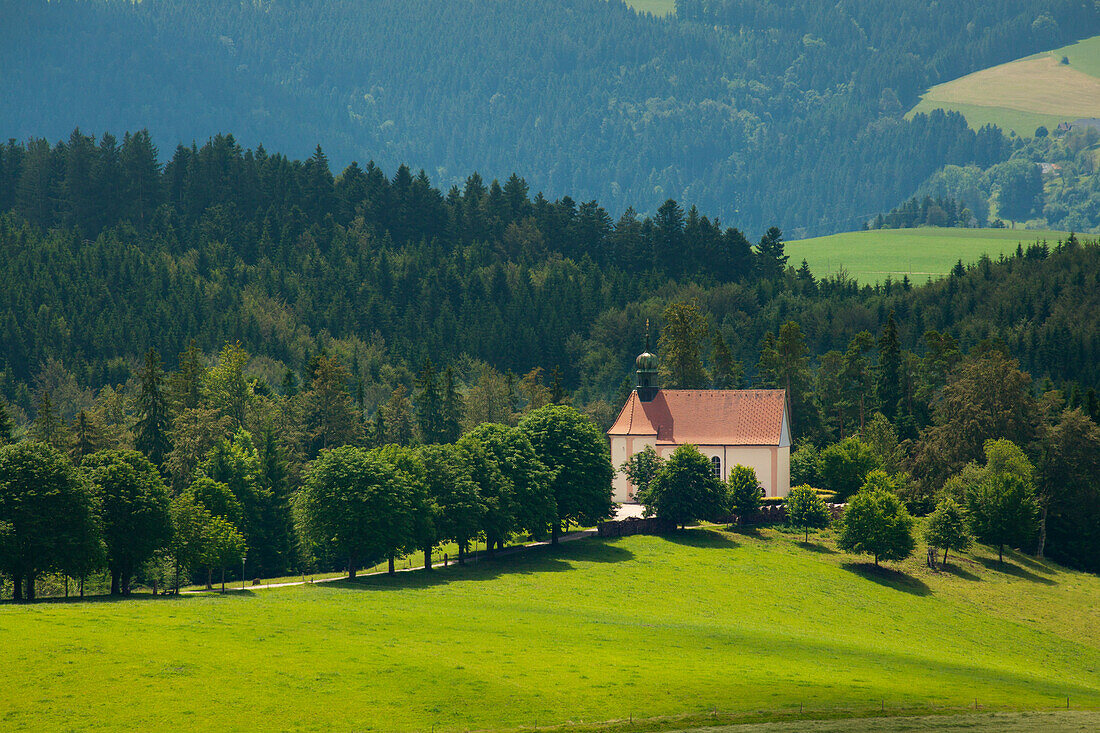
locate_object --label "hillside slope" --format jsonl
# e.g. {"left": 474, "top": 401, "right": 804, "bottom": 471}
{"left": 910, "top": 34, "right": 1100, "bottom": 136}
{"left": 3, "top": 529, "right": 1098, "bottom": 731}
{"left": 4, "top": 0, "right": 1098, "bottom": 234}
{"left": 785, "top": 227, "right": 1073, "bottom": 284}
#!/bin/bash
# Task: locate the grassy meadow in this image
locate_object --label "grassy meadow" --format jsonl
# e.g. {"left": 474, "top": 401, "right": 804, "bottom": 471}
{"left": 784, "top": 227, "right": 1072, "bottom": 285}
{"left": 909, "top": 34, "right": 1100, "bottom": 136}
{"left": 622, "top": 0, "right": 676, "bottom": 17}
{"left": 2, "top": 526, "right": 1099, "bottom": 732}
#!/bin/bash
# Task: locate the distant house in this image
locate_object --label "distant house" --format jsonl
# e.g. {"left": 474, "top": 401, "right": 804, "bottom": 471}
{"left": 607, "top": 344, "right": 791, "bottom": 503}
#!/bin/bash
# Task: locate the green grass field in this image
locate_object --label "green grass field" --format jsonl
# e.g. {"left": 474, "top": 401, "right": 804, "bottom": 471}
{"left": 623, "top": 0, "right": 676, "bottom": 17}
{"left": 2, "top": 525, "right": 1098, "bottom": 732}
{"left": 784, "top": 227, "right": 1073, "bottom": 285}
{"left": 909, "top": 34, "right": 1100, "bottom": 136}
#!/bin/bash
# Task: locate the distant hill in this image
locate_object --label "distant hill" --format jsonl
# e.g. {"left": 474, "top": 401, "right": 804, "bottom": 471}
{"left": 910, "top": 34, "right": 1100, "bottom": 137}
{"left": 4, "top": 0, "right": 1098, "bottom": 236}
{"left": 786, "top": 227, "right": 1073, "bottom": 284}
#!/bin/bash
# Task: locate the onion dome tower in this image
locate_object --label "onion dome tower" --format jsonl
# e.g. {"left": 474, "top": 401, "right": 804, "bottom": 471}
{"left": 636, "top": 319, "right": 659, "bottom": 402}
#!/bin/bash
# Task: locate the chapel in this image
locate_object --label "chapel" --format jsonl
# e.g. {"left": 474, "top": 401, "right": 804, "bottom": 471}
{"left": 608, "top": 341, "right": 791, "bottom": 503}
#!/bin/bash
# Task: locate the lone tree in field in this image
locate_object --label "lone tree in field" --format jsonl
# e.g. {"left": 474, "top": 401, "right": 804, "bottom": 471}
{"left": 82, "top": 449, "right": 172, "bottom": 595}
{"left": 965, "top": 439, "right": 1038, "bottom": 565}
{"left": 519, "top": 405, "right": 614, "bottom": 543}
{"left": 0, "top": 442, "right": 100, "bottom": 600}
{"left": 786, "top": 484, "right": 830, "bottom": 542}
{"left": 727, "top": 464, "right": 762, "bottom": 524}
{"left": 295, "top": 446, "right": 417, "bottom": 579}
{"left": 837, "top": 472, "right": 915, "bottom": 566}
{"left": 640, "top": 444, "right": 729, "bottom": 529}
{"left": 620, "top": 445, "right": 663, "bottom": 501}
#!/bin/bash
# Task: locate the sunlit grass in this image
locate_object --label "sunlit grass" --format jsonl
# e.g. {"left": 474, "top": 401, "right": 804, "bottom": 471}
{"left": 1, "top": 527, "right": 1098, "bottom": 731}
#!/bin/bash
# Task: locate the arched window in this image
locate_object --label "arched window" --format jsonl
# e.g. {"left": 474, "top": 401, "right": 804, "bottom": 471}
{"left": 710, "top": 455, "right": 721, "bottom": 478}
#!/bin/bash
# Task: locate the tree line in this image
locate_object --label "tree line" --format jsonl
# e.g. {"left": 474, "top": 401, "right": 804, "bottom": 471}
{"left": 0, "top": 388, "right": 614, "bottom": 600}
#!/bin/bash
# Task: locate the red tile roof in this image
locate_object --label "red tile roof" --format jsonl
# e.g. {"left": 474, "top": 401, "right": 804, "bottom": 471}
{"left": 608, "top": 389, "right": 788, "bottom": 446}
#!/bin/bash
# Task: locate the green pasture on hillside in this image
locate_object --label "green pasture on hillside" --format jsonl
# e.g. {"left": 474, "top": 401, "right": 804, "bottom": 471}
{"left": 623, "top": 0, "right": 676, "bottom": 17}
{"left": 909, "top": 34, "right": 1100, "bottom": 136}
{"left": 2, "top": 526, "right": 1098, "bottom": 732}
{"left": 785, "top": 227, "right": 1072, "bottom": 285}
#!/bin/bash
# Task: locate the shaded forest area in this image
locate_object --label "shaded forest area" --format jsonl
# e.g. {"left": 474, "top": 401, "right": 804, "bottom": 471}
{"left": 1, "top": 130, "right": 1098, "bottom": 417}
{"left": 3, "top": 0, "right": 1098, "bottom": 235}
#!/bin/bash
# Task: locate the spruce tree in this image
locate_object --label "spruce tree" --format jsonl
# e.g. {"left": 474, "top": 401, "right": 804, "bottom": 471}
{"left": 877, "top": 311, "right": 902, "bottom": 420}
{"left": 69, "top": 410, "right": 104, "bottom": 465}
{"left": 441, "top": 366, "right": 464, "bottom": 443}
{"left": 415, "top": 357, "right": 444, "bottom": 444}
{"left": 172, "top": 339, "right": 206, "bottom": 410}
{"left": 31, "top": 392, "right": 66, "bottom": 451}
{"left": 134, "top": 348, "right": 172, "bottom": 470}
{"left": 0, "top": 397, "right": 14, "bottom": 446}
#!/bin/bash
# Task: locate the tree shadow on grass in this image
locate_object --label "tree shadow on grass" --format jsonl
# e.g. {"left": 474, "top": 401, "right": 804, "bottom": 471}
{"left": 841, "top": 562, "right": 933, "bottom": 596}
{"left": 727, "top": 526, "right": 771, "bottom": 541}
{"left": 797, "top": 540, "right": 837, "bottom": 554}
{"left": 660, "top": 527, "right": 740, "bottom": 549}
{"left": 939, "top": 561, "right": 981, "bottom": 581}
{"left": 975, "top": 556, "right": 1056, "bottom": 585}
{"left": 1, "top": 588, "right": 259, "bottom": 605}
{"left": 328, "top": 540, "right": 635, "bottom": 592}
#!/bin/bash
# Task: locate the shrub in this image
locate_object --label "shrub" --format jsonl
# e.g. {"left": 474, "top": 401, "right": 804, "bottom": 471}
{"left": 817, "top": 437, "right": 880, "bottom": 502}
{"left": 727, "top": 464, "right": 762, "bottom": 523}
{"left": 786, "top": 485, "right": 831, "bottom": 542}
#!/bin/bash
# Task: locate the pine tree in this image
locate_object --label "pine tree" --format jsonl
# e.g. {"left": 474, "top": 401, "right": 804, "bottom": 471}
{"left": 69, "top": 410, "right": 104, "bottom": 465}
{"left": 31, "top": 392, "right": 66, "bottom": 451}
{"left": 0, "top": 397, "right": 14, "bottom": 445}
{"left": 134, "top": 348, "right": 173, "bottom": 470}
{"left": 415, "top": 357, "right": 444, "bottom": 444}
{"left": 712, "top": 332, "right": 743, "bottom": 389}
{"left": 384, "top": 387, "right": 416, "bottom": 446}
{"left": 441, "top": 366, "right": 464, "bottom": 443}
{"left": 877, "top": 311, "right": 902, "bottom": 420}
{"left": 172, "top": 339, "right": 206, "bottom": 410}
{"left": 658, "top": 301, "right": 709, "bottom": 389}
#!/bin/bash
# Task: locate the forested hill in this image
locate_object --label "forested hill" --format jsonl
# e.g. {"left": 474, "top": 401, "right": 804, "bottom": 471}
{"left": 4, "top": 1, "right": 1098, "bottom": 236}
{"left": 2, "top": 131, "right": 1099, "bottom": 431}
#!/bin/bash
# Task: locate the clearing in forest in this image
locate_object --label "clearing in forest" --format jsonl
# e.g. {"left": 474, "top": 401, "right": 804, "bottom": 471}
{"left": 909, "top": 34, "right": 1100, "bottom": 136}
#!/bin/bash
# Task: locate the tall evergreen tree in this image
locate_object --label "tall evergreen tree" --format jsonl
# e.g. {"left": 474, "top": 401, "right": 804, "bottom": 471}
{"left": 658, "top": 301, "right": 709, "bottom": 389}
{"left": 415, "top": 357, "right": 444, "bottom": 444}
{"left": 0, "top": 397, "right": 14, "bottom": 446}
{"left": 31, "top": 392, "right": 66, "bottom": 451}
{"left": 441, "top": 366, "right": 464, "bottom": 443}
{"left": 134, "top": 348, "right": 172, "bottom": 470}
{"left": 877, "top": 311, "right": 902, "bottom": 420}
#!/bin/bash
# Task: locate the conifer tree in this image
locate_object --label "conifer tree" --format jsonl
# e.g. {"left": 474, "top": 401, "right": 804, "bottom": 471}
{"left": 877, "top": 311, "right": 902, "bottom": 420}
{"left": 441, "top": 366, "right": 464, "bottom": 443}
{"left": 134, "top": 348, "right": 172, "bottom": 470}
{"left": 70, "top": 410, "right": 105, "bottom": 465}
{"left": 712, "top": 332, "right": 743, "bottom": 389}
{"left": 384, "top": 386, "right": 416, "bottom": 446}
{"left": 415, "top": 357, "right": 444, "bottom": 444}
{"left": 658, "top": 301, "right": 709, "bottom": 389}
{"left": 31, "top": 392, "right": 66, "bottom": 451}
{"left": 172, "top": 339, "right": 207, "bottom": 410}
{"left": 0, "top": 397, "right": 14, "bottom": 446}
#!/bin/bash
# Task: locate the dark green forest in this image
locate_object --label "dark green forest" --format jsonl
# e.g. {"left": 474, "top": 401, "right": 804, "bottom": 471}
{"left": 3, "top": 130, "right": 1100, "bottom": 585}
{"left": 4, "top": 0, "right": 1098, "bottom": 235}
